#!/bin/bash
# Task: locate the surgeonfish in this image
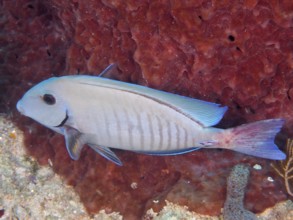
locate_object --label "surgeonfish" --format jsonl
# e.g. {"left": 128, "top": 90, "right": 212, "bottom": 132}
{"left": 16, "top": 64, "right": 286, "bottom": 166}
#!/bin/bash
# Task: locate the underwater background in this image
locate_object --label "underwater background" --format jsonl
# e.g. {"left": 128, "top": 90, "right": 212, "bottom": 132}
{"left": 0, "top": 0, "right": 292, "bottom": 219}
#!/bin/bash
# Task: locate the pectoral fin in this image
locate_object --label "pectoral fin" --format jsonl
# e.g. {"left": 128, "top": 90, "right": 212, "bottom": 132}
{"left": 88, "top": 144, "right": 123, "bottom": 166}
{"left": 63, "top": 126, "right": 86, "bottom": 160}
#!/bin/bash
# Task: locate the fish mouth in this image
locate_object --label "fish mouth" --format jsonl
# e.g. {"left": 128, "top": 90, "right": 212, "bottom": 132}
{"left": 16, "top": 100, "right": 24, "bottom": 114}
{"left": 55, "top": 111, "right": 68, "bottom": 127}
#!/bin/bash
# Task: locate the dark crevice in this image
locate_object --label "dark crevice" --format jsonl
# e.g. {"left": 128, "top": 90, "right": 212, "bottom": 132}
{"left": 27, "top": 4, "right": 34, "bottom": 9}
{"left": 287, "top": 89, "right": 291, "bottom": 100}
{"left": 228, "top": 35, "right": 235, "bottom": 42}
{"left": 234, "top": 102, "right": 241, "bottom": 110}
{"left": 236, "top": 46, "right": 242, "bottom": 52}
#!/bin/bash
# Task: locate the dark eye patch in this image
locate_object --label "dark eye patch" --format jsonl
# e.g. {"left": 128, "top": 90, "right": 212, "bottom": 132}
{"left": 43, "top": 94, "right": 56, "bottom": 105}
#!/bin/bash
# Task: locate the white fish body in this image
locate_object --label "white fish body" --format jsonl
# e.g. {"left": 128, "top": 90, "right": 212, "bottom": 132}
{"left": 17, "top": 65, "right": 286, "bottom": 165}
{"left": 58, "top": 77, "right": 222, "bottom": 150}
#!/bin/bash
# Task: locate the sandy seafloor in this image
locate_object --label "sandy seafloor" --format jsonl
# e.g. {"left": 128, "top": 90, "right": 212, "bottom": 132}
{"left": 0, "top": 115, "right": 292, "bottom": 220}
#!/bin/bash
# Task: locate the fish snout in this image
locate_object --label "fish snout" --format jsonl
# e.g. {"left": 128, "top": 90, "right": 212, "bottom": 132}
{"left": 16, "top": 100, "right": 24, "bottom": 114}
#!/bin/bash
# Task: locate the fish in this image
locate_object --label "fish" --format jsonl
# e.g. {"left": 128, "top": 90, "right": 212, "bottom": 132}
{"left": 16, "top": 64, "right": 286, "bottom": 166}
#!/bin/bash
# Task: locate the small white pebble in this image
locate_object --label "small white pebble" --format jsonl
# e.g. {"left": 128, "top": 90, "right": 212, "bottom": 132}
{"left": 69, "top": 200, "right": 77, "bottom": 208}
{"left": 267, "top": 176, "right": 274, "bottom": 182}
{"left": 48, "top": 159, "right": 53, "bottom": 167}
{"left": 130, "top": 182, "right": 138, "bottom": 189}
{"left": 253, "top": 164, "right": 262, "bottom": 170}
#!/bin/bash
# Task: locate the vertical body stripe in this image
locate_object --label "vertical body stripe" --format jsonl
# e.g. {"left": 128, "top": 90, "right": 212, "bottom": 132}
{"left": 175, "top": 124, "right": 180, "bottom": 148}
{"left": 113, "top": 108, "right": 122, "bottom": 145}
{"left": 123, "top": 108, "right": 133, "bottom": 147}
{"left": 156, "top": 115, "right": 163, "bottom": 149}
{"left": 183, "top": 127, "right": 188, "bottom": 147}
{"left": 167, "top": 120, "right": 171, "bottom": 149}
{"left": 147, "top": 113, "right": 154, "bottom": 149}
{"left": 104, "top": 109, "right": 111, "bottom": 143}
{"left": 136, "top": 110, "right": 144, "bottom": 150}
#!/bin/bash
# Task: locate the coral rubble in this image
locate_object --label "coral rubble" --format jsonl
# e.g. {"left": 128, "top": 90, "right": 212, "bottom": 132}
{"left": 1, "top": 0, "right": 293, "bottom": 219}
{"left": 0, "top": 116, "right": 122, "bottom": 220}
{"left": 144, "top": 200, "right": 293, "bottom": 220}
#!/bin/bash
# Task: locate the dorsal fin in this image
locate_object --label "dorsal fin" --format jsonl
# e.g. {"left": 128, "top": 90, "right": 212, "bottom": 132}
{"left": 98, "top": 63, "right": 120, "bottom": 79}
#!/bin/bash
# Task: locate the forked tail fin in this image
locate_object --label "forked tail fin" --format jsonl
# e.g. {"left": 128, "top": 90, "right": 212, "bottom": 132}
{"left": 222, "top": 119, "right": 286, "bottom": 160}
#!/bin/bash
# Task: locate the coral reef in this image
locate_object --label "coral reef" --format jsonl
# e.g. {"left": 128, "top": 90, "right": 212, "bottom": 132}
{"left": 144, "top": 200, "right": 293, "bottom": 220}
{"left": 1, "top": 0, "right": 293, "bottom": 219}
{"left": 223, "top": 164, "right": 256, "bottom": 220}
{"left": 1, "top": 116, "right": 292, "bottom": 219}
{"left": 272, "top": 139, "right": 293, "bottom": 196}
{"left": 144, "top": 201, "right": 219, "bottom": 220}
{"left": 0, "top": 116, "right": 122, "bottom": 220}
{"left": 258, "top": 200, "right": 293, "bottom": 220}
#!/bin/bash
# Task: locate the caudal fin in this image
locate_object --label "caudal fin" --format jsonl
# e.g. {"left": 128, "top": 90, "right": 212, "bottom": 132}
{"left": 223, "top": 119, "right": 286, "bottom": 160}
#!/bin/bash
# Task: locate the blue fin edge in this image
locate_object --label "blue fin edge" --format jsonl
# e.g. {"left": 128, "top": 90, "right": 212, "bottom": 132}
{"left": 136, "top": 147, "right": 200, "bottom": 156}
{"left": 88, "top": 144, "right": 123, "bottom": 166}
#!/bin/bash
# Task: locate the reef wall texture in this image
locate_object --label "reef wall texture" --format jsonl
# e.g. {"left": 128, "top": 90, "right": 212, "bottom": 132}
{"left": 1, "top": 0, "right": 293, "bottom": 219}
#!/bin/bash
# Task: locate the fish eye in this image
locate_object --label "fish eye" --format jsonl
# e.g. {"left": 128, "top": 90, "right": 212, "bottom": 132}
{"left": 42, "top": 94, "right": 56, "bottom": 105}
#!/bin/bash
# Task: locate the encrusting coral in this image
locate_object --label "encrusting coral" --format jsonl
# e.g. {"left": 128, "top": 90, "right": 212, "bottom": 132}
{"left": 271, "top": 139, "right": 293, "bottom": 197}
